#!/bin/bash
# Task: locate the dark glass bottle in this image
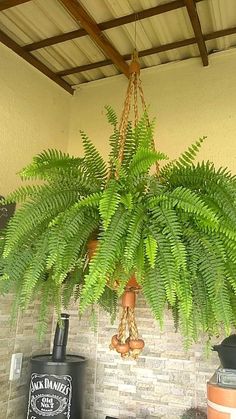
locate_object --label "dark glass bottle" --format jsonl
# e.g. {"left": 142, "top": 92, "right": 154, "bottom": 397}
{"left": 52, "top": 313, "right": 70, "bottom": 362}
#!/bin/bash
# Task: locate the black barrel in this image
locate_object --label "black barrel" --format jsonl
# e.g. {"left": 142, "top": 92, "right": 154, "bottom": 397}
{"left": 27, "top": 314, "right": 86, "bottom": 419}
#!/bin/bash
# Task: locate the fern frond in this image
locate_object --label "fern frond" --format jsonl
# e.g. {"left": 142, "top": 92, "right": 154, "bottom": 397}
{"left": 142, "top": 263, "right": 166, "bottom": 327}
{"left": 5, "top": 185, "right": 42, "bottom": 204}
{"left": 20, "top": 149, "right": 83, "bottom": 180}
{"left": 121, "top": 122, "right": 137, "bottom": 170}
{"left": 134, "top": 113, "right": 155, "bottom": 150}
{"left": 120, "top": 193, "right": 133, "bottom": 210}
{"left": 176, "top": 269, "right": 192, "bottom": 319}
{"left": 49, "top": 213, "right": 99, "bottom": 284}
{"left": 124, "top": 207, "right": 145, "bottom": 270}
{"left": 99, "top": 286, "right": 118, "bottom": 322}
{"left": 198, "top": 235, "right": 233, "bottom": 334}
{"left": 4, "top": 186, "right": 79, "bottom": 257}
{"left": 151, "top": 206, "right": 187, "bottom": 270}
{"left": 20, "top": 233, "right": 49, "bottom": 309}
{"left": 161, "top": 137, "right": 205, "bottom": 178}
{"left": 169, "top": 186, "right": 218, "bottom": 223}
{"left": 79, "top": 206, "right": 128, "bottom": 312}
{"left": 62, "top": 266, "right": 83, "bottom": 309}
{"left": 134, "top": 238, "right": 145, "bottom": 285}
{"left": 99, "top": 180, "right": 121, "bottom": 229}
{"left": 155, "top": 233, "right": 177, "bottom": 305}
{"left": 145, "top": 234, "right": 158, "bottom": 268}
{"left": 80, "top": 131, "right": 107, "bottom": 181}
{"left": 175, "top": 137, "right": 206, "bottom": 168}
{"left": 105, "top": 105, "right": 118, "bottom": 127}
{"left": 129, "top": 148, "right": 167, "bottom": 179}
{"left": 37, "top": 277, "right": 54, "bottom": 340}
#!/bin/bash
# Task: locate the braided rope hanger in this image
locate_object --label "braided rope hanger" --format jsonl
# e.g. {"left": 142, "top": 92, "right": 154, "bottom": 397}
{"left": 110, "top": 51, "right": 158, "bottom": 359}
{"left": 116, "top": 49, "right": 159, "bottom": 176}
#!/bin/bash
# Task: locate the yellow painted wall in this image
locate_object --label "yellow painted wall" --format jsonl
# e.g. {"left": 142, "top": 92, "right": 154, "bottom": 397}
{"left": 68, "top": 49, "right": 236, "bottom": 173}
{"left": 0, "top": 43, "right": 71, "bottom": 418}
{"left": 0, "top": 43, "right": 71, "bottom": 196}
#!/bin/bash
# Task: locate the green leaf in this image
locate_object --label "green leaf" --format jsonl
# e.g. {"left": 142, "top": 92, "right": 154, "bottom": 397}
{"left": 129, "top": 148, "right": 167, "bottom": 178}
{"left": 20, "top": 149, "right": 83, "bottom": 180}
{"left": 120, "top": 193, "right": 133, "bottom": 210}
{"left": 145, "top": 235, "right": 158, "bottom": 268}
{"left": 124, "top": 207, "right": 145, "bottom": 268}
{"left": 169, "top": 186, "right": 218, "bottom": 223}
{"left": 79, "top": 207, "right": 128, "bottom": 312}
{"left": 142, "top": 263, "right": 166, "bottom": 327}
{"left": 175, "top": 137, "right": 206, "bottom": 168}
{"left": 99, "top": 180, "right": 121, "bottom": 229}
{"left": 80, "top": 131, "right": 107, "bottom": 181}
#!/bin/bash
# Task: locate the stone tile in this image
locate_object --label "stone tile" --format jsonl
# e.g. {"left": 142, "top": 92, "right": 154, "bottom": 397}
{"left": 0, "top": 401, "right": 8, "bottom": 419}
{"left": 6, "top": 395, "right": 27, "bottom": 419}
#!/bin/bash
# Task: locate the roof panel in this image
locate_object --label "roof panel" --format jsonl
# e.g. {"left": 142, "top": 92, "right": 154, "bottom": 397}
{"left": 0, "top": 0, "right": 236, "bottom": 89}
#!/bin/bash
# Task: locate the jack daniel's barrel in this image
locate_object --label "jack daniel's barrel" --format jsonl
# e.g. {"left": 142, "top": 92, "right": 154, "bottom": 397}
{"left": 27, "top": 314, "right": 86, "bottom": 419}
{"left": 27, "top": 355, "right": 86, "bottom": 419}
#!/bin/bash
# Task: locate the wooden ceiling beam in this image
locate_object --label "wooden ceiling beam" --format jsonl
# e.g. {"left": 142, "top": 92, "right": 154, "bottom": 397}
{"left": 57, "top": 59, "right": 113, "bottom": 76}
{"left": 59, "top": 0, "right": 129, "bottom": 78}
{"left": 24, "top": 0, "right": 203, "bottom": 52}
{"left": 184, "top": 0, "right": 208, "bottom": 66}
{"left": 24, "top": 28, "right": 87, "bottom": 52}
{"left": 205, "top": 26, "right": 236, "bottom": 41}
{"left": 0, "top": 0, "right": 31, "bottom": 11}
{"left": 56, "top": 25, "right": 236, "bottom": 77}
{"left": 57, "top": 38, "right": 197, "bottom": 76}
{"left": 0, "top": 29, "right": 74, "bottom": 94}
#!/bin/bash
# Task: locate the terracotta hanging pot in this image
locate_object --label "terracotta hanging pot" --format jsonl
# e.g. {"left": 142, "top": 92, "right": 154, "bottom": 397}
{"left": 87, "top": 239, "right": 98, "bottom": 260}
{"left": 122, "top": 290, "right": 136, "bottom": 308}
{"left": 126, "top": 274, "right": 141, "bottom": 290}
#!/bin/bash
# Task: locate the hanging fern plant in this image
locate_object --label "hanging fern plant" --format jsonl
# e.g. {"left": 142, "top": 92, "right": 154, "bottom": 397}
{"left": 1, "top": 104, "right": 236, "bottom": 346}
{"left": 1, "top": 51, "right": 236, "bottom": 347}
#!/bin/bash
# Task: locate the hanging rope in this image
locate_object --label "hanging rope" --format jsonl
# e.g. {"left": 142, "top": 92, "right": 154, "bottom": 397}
{"left": 110, "top": 51, "right": 159, "bottom": 359}
{"left": 115, "top": 50, "right": 159, "bottom": 177}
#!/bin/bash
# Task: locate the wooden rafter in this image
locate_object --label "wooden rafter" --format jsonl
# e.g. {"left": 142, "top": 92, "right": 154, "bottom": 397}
{"left": 56, "top": 25, "right": 236, "bottom": 78}
{"left": 184, "top": 0, "right": 208, "bottom": 66}
{"left": 24, "top": 0, "right": 203, "bottom": 52}
{"left": 0, "top": 30, "right": 74, "bottom": 94}
{"left": 56, "top": 38, "right": 196, "bottom": 77}
{"left": 59, "top": 0, "right": 129, "bottom": 78}
{"left": 205, "top": 26, "right": 236, "bottom": 41}
{"left": 0, "top": 0, "right": 31, "bottom": 11}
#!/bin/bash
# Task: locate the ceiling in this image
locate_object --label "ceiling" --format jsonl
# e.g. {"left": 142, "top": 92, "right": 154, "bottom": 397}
{"left": 0, "top": 0, "right": 236, "bottom": 94}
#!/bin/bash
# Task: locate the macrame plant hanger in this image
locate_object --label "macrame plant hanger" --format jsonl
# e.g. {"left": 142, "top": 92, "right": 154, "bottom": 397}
{"left": 109, "top": 50, "right": 159, "bottom": 360}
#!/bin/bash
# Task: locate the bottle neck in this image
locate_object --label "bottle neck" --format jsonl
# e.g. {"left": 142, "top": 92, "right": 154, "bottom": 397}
{"left": 52, "top": 314, "right": 69, "bottom": 362}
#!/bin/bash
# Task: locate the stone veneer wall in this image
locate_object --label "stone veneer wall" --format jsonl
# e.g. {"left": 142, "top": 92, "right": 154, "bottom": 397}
{"left": 64, "top": 294, "right": 219, "bottom": 419}
{"left": 0, "top": 295, "right": 52, "bottom": 419}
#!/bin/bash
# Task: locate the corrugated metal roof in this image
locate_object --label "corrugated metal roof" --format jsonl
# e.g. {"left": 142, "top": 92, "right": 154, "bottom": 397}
{"left": 1, "top": 0, "right": 236, "bottom": 87}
